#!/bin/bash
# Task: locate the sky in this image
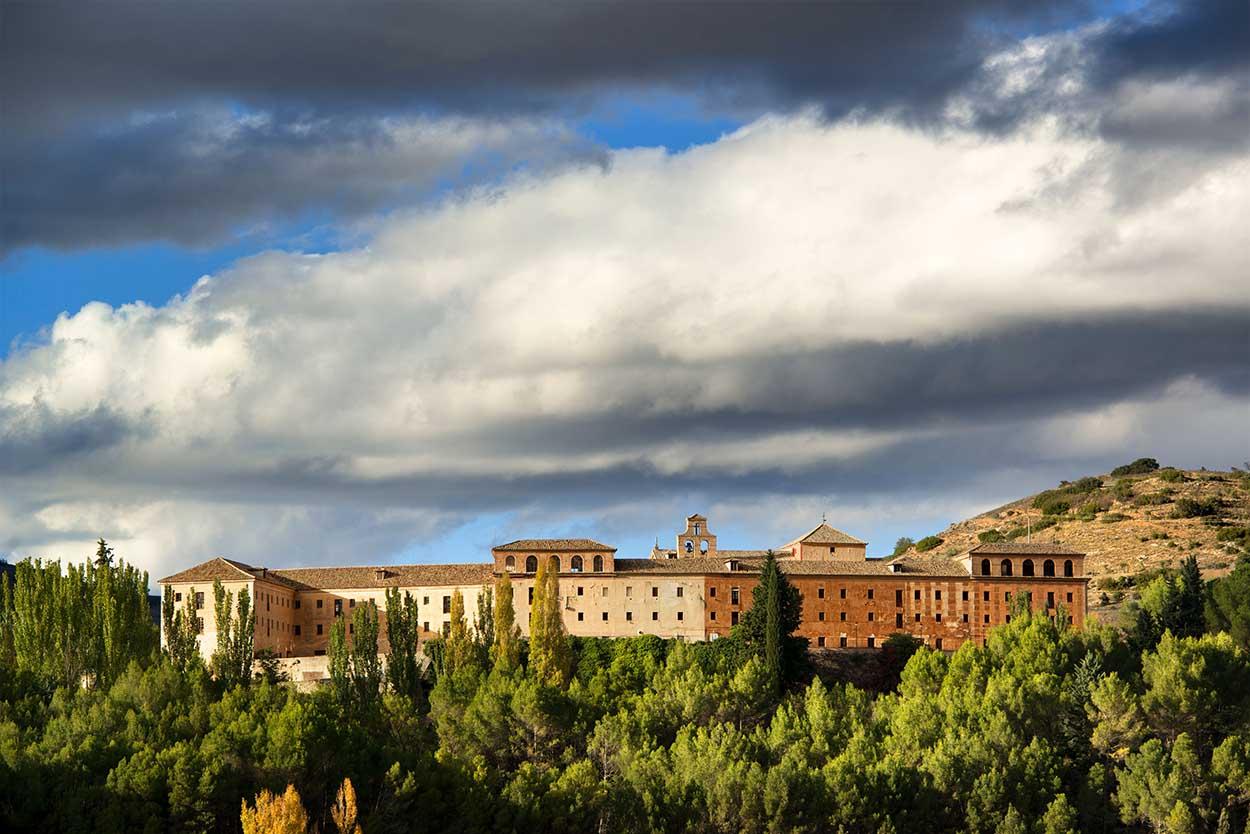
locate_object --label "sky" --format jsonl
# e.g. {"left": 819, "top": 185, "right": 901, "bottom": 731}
{"left": 0, "top": 0, "right": 1247, "bottom": 584}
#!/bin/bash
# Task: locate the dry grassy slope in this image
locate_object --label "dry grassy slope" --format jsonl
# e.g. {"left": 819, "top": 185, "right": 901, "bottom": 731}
{"left": 899, "top": 467, "right": 1250, "bottom": 596}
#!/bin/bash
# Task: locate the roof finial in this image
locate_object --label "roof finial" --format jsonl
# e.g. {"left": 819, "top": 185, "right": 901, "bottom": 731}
{"left": 821, "top": 511, "right": 827, "bottom": 524}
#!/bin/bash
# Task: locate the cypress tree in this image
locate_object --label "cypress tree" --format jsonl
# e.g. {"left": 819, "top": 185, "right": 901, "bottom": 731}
{"left": 1176, "top": 555, "right": 1204, "bottom": 638}
{"left": 738, "top": 551, "right": 802, "bottom": 691}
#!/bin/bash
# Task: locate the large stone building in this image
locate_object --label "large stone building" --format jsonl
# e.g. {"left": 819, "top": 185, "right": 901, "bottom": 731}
{"left": 159, "top": 514, "right": 1088, "bottom": 664}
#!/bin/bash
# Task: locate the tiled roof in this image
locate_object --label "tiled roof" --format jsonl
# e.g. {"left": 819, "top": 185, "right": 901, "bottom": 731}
{"left": 272, "top": 563, "right": 494, "bottom": 590}
{"left": 886, "top": 557, "right": 971, "bottom": 577}
{"left": 493, "top": 539, "right": 616, "bottom": 552}
{"left": 789, "top": 523, "right": 865, "bottom": 546}
{"left": 615, "top": 556, "right": 962, "bottom": 578}
{"left": 159, "top": 557, "right": 262, "bottom": 585}
{"left": 967, "top": 542, "right": 1083, "bottom": 556}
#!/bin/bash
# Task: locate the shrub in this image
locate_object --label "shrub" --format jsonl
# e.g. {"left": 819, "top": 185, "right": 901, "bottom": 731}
{"left": 1157, "top": 467, "right": 1185, "bottom": 483}
{"left": 1113, "top": 479, "right": 1135, "bottom": 500}
{"left": 1172, "top": 498, "right": 1220, "bottom": 519}
{"left": 977, "top": 529, "right": 1004, "bottom": 543}
{"left": 1133, "top": 492, "right": 1171, "bottom": 507}
{"left": 1037, "top": 498, "right": 1071, "bottom": 516}
{"left": 1069, "top": 476, "right": 1104, "bottom": 493}
{"left": 1101, "top": 512, "right": 1130, "bottom": 523}
{"left": 1111, "top": 457, "right": 1160, "bottom": 476}
{"left": 914, "top": 535, "right": 943, "bottom": 553}
{"left": 1215, "top": 526, "right": 1250, "bottom": 550}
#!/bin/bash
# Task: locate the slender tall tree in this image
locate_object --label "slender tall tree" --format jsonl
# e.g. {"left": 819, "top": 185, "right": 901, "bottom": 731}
{"left": 528, "top": 556, "right": 571, "bottom": 687}
{"left": 492, "top": 572, "right": 521, "bottom": 674}
{"left": 738, "top": 551, "right": 802, "bottom": 692}
{"left": 475, "top": 586, "right": 495, "bottom": 659}
{"left": 351, "top": 600, "right": 383, "bottom": 708}
{"left": 384, "top": 587, "right": 422, "bottom": 699}
{"left": 210, "top": 579, "right": 255, "bottom": 688}
{"left": 443, "top": 589, "right": 477, "bottom": 678}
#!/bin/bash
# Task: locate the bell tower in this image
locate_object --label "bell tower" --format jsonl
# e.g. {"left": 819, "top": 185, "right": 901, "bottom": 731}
{"left": 676, "top": 514, "right": 717, "bottom": 557}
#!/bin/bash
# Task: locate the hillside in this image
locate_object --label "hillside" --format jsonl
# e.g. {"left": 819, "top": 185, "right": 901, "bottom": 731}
{"left": 896, "top": 459, "right": 1250, "bottom": 616}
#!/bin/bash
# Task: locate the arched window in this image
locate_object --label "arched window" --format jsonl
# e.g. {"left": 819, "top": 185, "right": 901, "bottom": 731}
{"left": 685, "top": 539, "right": 694, "bottom": 553}
{"left": 525, "top": 555, "right": 538, "bottom": 573}
{"left": 505, "top": 555, "right": 516, "bottom": 571}
{"left": 571, "top": 555, "right": 583, "bottom": 572}
{"left": 552, "top": 555, "right": 560, "bottom": 572}
{"left": 593, "top": 554, "right": 604, "bottom": 572}
{"left": 1043, "top": 559, "right": 1055, "bottom": 577}
{"left": 1022, "top": 559, "right": 1034, "bottom": 577}
{"left": 981, "top": 559, "right": 991, "bottom": 576}
{"left": 1000, "top": 559, "right": 1012, "bottom": 577}
{"left": 1064, "top": 559, "right": 1074, "bottom": 577}
{"left": 700, "top": 540, "right": 708, "bottom": 554}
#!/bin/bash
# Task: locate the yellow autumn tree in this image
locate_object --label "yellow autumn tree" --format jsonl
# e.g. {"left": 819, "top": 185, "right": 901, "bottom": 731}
{"left": 331, "top": 777, "right": 363, "bottom": 834}
{"left": 240, "top": 784, "right": 309, "bottom": 834}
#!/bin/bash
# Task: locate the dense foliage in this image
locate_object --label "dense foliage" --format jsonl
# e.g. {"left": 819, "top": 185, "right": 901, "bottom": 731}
{"left": 1, "top": 556, "right": 1247, "bottom": 833}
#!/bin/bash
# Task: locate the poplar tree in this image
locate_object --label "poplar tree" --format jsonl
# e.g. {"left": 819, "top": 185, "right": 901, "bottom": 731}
{"left": 492, "top": 572, "right": 521, "bottom": 673}
{"left": 351, "top": 600, "right": 383, "bottom": 708}
{"left": 443, "top": 589, "right": 476, "bottom": 678}
{"left": 528, "top": 556, "right": 571, "bottom": 687}
{"left": 329, "top": 614, "right": 351, "bottom": 704}
{"left": 164, "top": 583, "right": 202, "bottom": 672}
{"left": 475, "top": 586, "right": 495, "bottom": 658}
{"left": 383, "top": 587, "right": 421, "bottom": 699}
{"left": 210, "top": 579, "right": 255, "bottom": 688}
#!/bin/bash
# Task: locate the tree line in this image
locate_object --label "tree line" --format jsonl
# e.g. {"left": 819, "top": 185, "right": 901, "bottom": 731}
{"left": 0, "top": 548, "right": 1248, "bottom": 833}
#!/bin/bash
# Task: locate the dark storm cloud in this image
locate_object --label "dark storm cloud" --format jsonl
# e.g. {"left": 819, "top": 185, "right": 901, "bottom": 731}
{"left": 3, "top": 0, "right": 1244, "bottom": 253}
{"left": 0, "top": 403, "right": 142, "bottom": 474}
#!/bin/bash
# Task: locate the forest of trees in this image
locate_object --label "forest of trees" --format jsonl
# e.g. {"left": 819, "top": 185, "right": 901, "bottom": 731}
{"left": 0, "top": 548, "right": 1248, "bottom": 833}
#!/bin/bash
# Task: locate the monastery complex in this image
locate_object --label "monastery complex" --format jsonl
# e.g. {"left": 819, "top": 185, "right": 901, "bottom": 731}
{"left": 160, "top": 514, "right": 1089, "bottom": 664}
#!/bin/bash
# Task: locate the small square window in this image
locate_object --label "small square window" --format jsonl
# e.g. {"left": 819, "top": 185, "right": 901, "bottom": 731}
{"left": 175, "top": 592, "right": 182, "bottom": 602}
{"left": 1066, "top": 592, "right": 1073, "bottom": 603}
{"left": 314, "top": 650, "right": 326, "bottom": 657}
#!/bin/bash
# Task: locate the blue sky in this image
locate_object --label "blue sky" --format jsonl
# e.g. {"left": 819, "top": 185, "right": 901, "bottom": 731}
{"left": 1, "top": 0, "right": 1246, "bottom": 581}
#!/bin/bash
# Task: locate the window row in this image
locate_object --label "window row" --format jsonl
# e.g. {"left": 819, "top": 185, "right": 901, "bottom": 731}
{"left": 505, "top": 554, "right": 606, "bottom": 573}
{"left": 980, "top": 558, "right": 1075, "bottom": 577}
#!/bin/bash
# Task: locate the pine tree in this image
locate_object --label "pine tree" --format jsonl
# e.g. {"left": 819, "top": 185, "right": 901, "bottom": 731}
{"left": 493, "top": 572, "right": 521, "bottom": 674}
{"left": 1176, "top": 555, "right": 1205, "bottom": 638}
{"left": 528, "top": 556, "right": 570, "bottom": 687}
{"left": 94, "top": 538, "right": 114, "bottom": 567}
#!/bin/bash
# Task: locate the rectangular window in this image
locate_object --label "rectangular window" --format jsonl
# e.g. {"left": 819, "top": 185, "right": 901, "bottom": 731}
{"left": 896, "top": 589, "right": 904, "bottom": 606}
{"left": 867, "top": 588, "right": 874, "bottom": 600}
{"left": 1005, "top": 592, "right": 1011, "bottom": 602}
{"left": 676, "top": 586, "right": 684, "bottom": 598}
{"left": 195, "top": 592, "right": 205, "bottom": 609}
{"left": 316, "top": 599, "right": 323, "bottom": 609}
{"left": 818, "top": 611, "right": 826, "bottom": 621}
{"left": 316, "top": 624, "right": 323, "bottom": 635}
{"left": 349, "top": 624, "right": 354, "bottom": 635}
{"left": 577, "top": 612, "right": 584, "bottom": 621}
{"left": 1066, "top": 592, "right": 1073, "bottom": 603}
{"left": 442, "top": 623, "right": 450, "bottom": 637}
{"left": 528, "top": 588, "right": 534, "bottom": 604}
{"left": 175, "top": 592, "right": 182, "bottom": 602}
{"left": 651, "top": 586, "right": 658, "bottom": 597}
{"left": 915, "top": 612, "right": 921, "bottom": 622}
{"left": 577, "top": 586, "right": 584, "bottom": 596}
{"left": 914, "top": 589, "right": 921, "bottom": 601}
{"left": 984, "top": 614, "right": 990, "bottom": 624}
{"left": 818, "top": 586, "right": 825, "bottom": 599}
{"left": 1006, "top": 614, "right": 1012, "bottom": 623}
{"left": 602, "top": 587, "right": 609, "bottom": 597}
{"left": 677, "top": 611, "right": 684, "bottom": 621}
{"left": 935, "top": 638, "right": 943, "bottom": 650}
{"left": 962, "top": 613, "right": 969, "bottom": 623}
{"left": 709, "top": 586, "right": 717, "bottom": 598}
{"left": 334, "top": 600, "right": 342, "bottom": 616}
{"left": 895, "top": 613, "right": 903, "bottom": 628}
{"left": 626, "top": 611, "right": 633, "bottom": 622}
{"left": 868, "top": 612, "right": 875, "bottom": 622}
{"left": 817, "top": 636, "right": 826, "bottom": 648}
{"left": 349, "top": 598, "right": 356, "bottom": 608}
{"left": 442, "top": 596, "right": 451, "bottom": 614}
{"left": 839, "top": 636, "right": 847, "bottom": 648}
{"left": 602, "top": 612, "right": 608, "bottom": 622}
{"left": 731, "top": 611, "right": 739, "bottom": 626}
{"left": 1047, "top": 592, "right": 1055, "bottom": 608}
{"left": 710, "top": 612, "right": 717, "bottom": 621}
{"left": 314, "top": 650, "right": 326, "bottom": 656}
{"left": 935, "top": 590, "right": 942, "bottom": 601}
{"left": 983, "top": 591, "right": 990, "bottom": 602}
{"left": 194, "top": 617, "right": 204, "bottom": 634}
{"left": 423, "top": 596, "right": 429, "bottom": 606}
{"left": 294, "top": 599, "right": 301, "bottom": 609}
{"left": 294, "top": 625, "right": 301, "bottom": 636}
{"left": 962, "top": 590, "right": 969, "bottom": 601}
{"left": 839, "top": 588, "right": 847, "bottom": 599}
{"left": 839, "top": 611, "right": 846, "bottom": 622}
{"left": 867, "top": 636, "right": 876, "bottom": 648}
{"left": 625, "top": 586, "right": 633, "bottom": 598}
{"left": 935, "top": 613, "right": 942, "bottom": 622}
{"left": 423, "top": 621, "right": 429, "bottom": 632}
{"left": 652, "top": 611, "right": 658, "bottom": 621}
{"left": 731, "top": 587, "right": 740, "bottom": 605}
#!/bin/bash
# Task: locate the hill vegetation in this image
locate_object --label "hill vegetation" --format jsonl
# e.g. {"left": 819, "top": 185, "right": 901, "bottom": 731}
{"left": 896, "top": 458, "right": 1250, "bottom": 618}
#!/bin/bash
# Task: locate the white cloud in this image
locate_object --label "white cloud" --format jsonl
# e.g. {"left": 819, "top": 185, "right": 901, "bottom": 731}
{"left": 2, "top": 111, "right": 1247, "bottom": 579}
